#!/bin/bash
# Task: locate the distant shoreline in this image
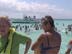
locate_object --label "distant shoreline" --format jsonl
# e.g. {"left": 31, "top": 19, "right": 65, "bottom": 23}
{"left": 54, "top": 19, "right": 72, "bottom": 20}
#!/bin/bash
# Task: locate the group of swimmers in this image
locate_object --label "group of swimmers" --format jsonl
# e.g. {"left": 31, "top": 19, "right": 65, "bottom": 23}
{"left": 0, "top": 16, "right": 71, "bottom": 54}
{"left": 13, "top": 23, "right": 41, "bottom": 33}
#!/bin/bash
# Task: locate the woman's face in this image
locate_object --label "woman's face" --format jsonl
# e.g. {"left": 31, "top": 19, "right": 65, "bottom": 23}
{"left": 41, "top": 20, "right": 52, "bottom": 32}
{"left": 0, "top": 19, "right": 10, "bottom": 36}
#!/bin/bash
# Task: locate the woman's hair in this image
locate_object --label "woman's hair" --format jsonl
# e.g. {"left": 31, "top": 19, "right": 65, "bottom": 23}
{"left": 0, "top": 16, "right": 11, "bottom": 27}
{"left": 41, "top": 15, "right": 55, "bottom": 28}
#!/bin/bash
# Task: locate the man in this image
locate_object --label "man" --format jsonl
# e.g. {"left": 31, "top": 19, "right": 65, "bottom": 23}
{"left": 0, "top": 16, "right": 31, "bottom": 54}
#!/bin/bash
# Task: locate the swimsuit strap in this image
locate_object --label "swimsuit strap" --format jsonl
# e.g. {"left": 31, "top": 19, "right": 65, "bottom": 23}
{"left": 40, "top": 36, "right": 60, "bottom": 50}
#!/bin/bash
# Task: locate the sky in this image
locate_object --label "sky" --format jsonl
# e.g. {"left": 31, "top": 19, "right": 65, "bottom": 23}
{"left": 0, "top": 0, "right": 72, "bottom": 19}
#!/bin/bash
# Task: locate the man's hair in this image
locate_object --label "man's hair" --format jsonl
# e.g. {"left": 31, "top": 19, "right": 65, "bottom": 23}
{"left": 0, "top": 16, "right": 11, "bottom": 27}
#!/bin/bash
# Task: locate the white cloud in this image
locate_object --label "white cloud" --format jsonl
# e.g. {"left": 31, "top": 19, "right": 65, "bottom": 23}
{"left": 14, "top": 1, "right": 64, "bottom": 13}
{"left": 0, "top": 0, "right": 72, "bottom": 19}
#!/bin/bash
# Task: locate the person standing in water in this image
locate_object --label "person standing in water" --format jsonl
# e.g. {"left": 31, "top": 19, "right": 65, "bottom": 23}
{"left": 0, "top": 16, "right": 31, "bottom": 54}
{"left": 31, "top": 15, "right": 61, "bottom": 54}
{"left": 65, "top": 39, "right": 72, "bottom": 54}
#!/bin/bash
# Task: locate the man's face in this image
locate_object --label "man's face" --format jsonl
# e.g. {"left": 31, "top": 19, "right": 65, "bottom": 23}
{"left": 0, "top": 19, "right": 10, "bottom": 36}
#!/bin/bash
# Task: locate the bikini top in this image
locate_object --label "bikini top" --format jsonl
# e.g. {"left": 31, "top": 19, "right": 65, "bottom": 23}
{"left": 40, "top": 35, "right": 60, "bottom": 50}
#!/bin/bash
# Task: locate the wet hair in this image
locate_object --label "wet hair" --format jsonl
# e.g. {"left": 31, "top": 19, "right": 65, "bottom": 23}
{"left": 0, "top": 16, "right": 11, "bottom": 27}
{"left": 41, "top": 15, "right": 55, "bottom": 28}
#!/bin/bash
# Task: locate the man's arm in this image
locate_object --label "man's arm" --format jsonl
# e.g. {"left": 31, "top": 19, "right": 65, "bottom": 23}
{"left": 24, "top": 38, "right": 31, "bottom": 54}
{"left": 12, "top": 32, "right": 31, "bottom": 54}
{"left": 65, "top": 49, "right": 71, "bottom": 54}
{"left": 16, "top": 33, "right": 32, "bottom": 54}
{"left": 65, "top": 40, "right": 72, "bottom": 54}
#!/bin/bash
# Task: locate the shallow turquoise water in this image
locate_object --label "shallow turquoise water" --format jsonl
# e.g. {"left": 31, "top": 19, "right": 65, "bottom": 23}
{"left": 12, "top": 19, "right": 72, "bottom": 54}
{"left": 18, "top": 30, "right": 72, "bottom": 54}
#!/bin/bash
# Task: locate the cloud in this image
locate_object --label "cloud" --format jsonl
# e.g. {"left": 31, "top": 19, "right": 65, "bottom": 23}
{"left": 0, "top": 0, "right": 72, "bottom": 19}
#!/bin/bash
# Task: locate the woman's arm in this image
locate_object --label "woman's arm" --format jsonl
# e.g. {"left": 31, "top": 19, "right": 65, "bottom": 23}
{"left": 31, "top": 34, "right": 44, "bottom": 50}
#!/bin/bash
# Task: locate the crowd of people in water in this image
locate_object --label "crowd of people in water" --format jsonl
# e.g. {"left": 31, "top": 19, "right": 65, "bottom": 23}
{"left": 12, "top": 23, "right": 42, "bottom": 33}
{"left": 12, "top": 20, "right": 72, "bottom": 35}
{"left": 0, "top": 16, "right": 72, "bottom": 54}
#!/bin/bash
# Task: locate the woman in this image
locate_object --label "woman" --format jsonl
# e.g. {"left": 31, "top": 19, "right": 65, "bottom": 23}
{"left": 0, "top": 16, "right": 31, "bottom": 54}
{"left": 31, "top": 16, "right": 61, "bottom": 54}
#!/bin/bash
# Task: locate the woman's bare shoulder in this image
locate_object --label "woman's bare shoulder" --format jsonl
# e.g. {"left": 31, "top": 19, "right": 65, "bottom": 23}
{"left": 54, "top": 31, "right": 61, "bottom": 36}
{"left": 54, "top": 31, "right": 61, "bottom": 41}
{"left": 38, "top": 34, "right": 45, "bottom": 39}
{"left": 40, "top": 32, "right": 53, "bottom": 39}
{"left": 37, "top": 32, "right": 50, "bottom": 41}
